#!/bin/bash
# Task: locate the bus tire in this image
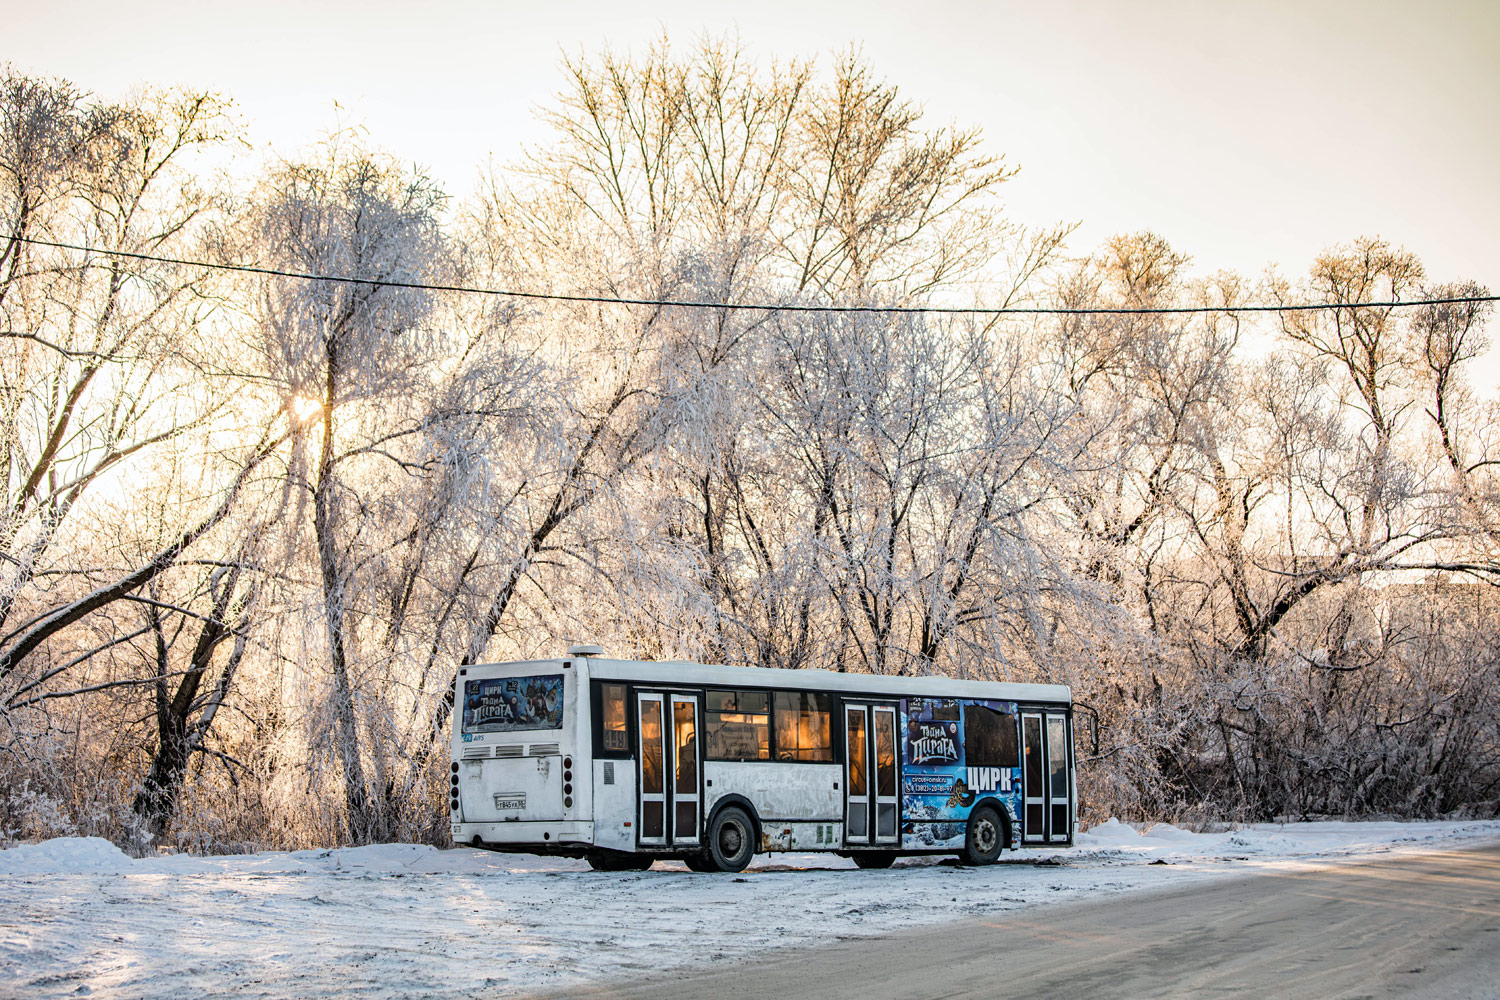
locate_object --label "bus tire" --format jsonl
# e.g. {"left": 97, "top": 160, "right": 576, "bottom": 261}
{"left": 586, "top": 851, "right": 653, "bottom": 872}
{"left": 705, "top": 805, "right": 755, "bottom": 873}
{"left": 852, "top": 851, "right": 896, "bottom": 869}
{"left": 963, "top": 806, "right": 1004, "bottom": 865}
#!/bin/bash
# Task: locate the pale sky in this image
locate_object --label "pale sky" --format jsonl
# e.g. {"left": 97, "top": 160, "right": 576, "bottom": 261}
{"left": 9, "top": 0, "right": 1500, "bottom": 385}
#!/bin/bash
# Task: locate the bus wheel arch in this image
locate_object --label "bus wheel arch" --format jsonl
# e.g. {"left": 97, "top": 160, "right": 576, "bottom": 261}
{"left": 702, "top": 798, "right": 759, "bottom": 873}
{"left": 705, "top": 795, "right": 762, "bottom": 850}
{"left": 963, "top": 802, "right": 1007, "bottom": 865}
{"left": 971, "top": 797, "right": 1014, "bottom": 851}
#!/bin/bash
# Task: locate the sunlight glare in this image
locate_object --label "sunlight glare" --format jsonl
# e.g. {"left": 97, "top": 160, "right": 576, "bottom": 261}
{"left": 290, "top": 396, "right": 322, "bottom": 423}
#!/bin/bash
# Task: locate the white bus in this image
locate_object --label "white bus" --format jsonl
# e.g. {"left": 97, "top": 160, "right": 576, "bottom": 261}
{"left": 449, "top": 646, "right": 1076, "bottom": 872}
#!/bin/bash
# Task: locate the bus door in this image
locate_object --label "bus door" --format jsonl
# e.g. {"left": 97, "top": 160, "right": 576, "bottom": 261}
{"left": 636, "top": 692, "right": 701, "bottom": 848}
{"left": 843, "top": 702, "right": 899, "bottom": 847}
{"left": 1021, "top": 711, "right": 1073, "bottom": 843}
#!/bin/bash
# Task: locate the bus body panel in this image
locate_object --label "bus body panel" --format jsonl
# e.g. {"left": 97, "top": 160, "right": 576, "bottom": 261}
{"left": 703, "top": 761, "right": 841, "bottom": 829}
{"left": 458, "top": 820, "right": 595, "bottom": 846}
{"left": 591, "top": 756, "right": 635, "bottom": 850}
{"left": 759, "top": 821, "right": 840, "bottom": 852}
{"left": 459, "top": 750, "right": 565, "bottom": 824}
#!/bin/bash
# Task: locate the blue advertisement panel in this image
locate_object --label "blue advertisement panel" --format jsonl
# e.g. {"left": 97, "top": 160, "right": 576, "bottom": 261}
{"left": 462, "top": 675, "right": 564, "bottom": 736}
{"left": 900, "top": 697, "right": 1022, "bottom": 850}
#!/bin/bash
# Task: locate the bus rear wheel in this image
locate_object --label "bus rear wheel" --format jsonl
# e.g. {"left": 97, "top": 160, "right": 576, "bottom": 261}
{"left": 962, "top": 806, "right": 1004, "bottom": 865}
{"left": 852, "top": 851, "right": 896, "bottom": 869}
{"left": 704, "top": 806, "right": 756, "bottom": 872}
{"left": 586, "top": 851, "right": 653, "bottom": 872}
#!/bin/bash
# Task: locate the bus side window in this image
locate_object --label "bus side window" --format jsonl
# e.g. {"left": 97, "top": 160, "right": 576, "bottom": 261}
{"left": 705, "top": 690, "right": 770, "bottom": 761}
{"left": 601, "top": 683, "right": 628, "bottom": 752}
{"left": 963, "top": 704, "right": 1019, "bottom": 768}
{"left": 773, "top": 691, "right": 832, "bottom": 762}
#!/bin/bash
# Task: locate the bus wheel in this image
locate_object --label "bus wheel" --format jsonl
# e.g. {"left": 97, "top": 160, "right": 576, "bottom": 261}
{"left": 705, "top": 806, "right": 755, "bottom": 872}
{"left": 852, "top": 852, "right": 896, "bottom": 869}
{"left": 963, "top": 806, "right": 1004, "bottom": 865}
{"left": 587, "top": 851, "right": 653, "bottom": 872}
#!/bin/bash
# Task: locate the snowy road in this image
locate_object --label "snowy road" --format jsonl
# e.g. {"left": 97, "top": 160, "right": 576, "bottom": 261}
{"left": 3, "top": 821, "right": 1499, "bottom": 999}
{"left": 551, "top": 843, "right": 1500, "bottom": 1000}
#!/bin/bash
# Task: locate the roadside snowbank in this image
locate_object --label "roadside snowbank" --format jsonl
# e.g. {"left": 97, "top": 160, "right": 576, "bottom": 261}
{"left": 7, "top": 817, "right": 1493, "bottom": 876}
{"left": 0, "top": 837, "right": 540, "bottom": 877}
{"left": 1074, "top": 817, "right": 1500, "bottom": 862}
{"left": 3, "top": 819, "right": 1498, "bottom": 999}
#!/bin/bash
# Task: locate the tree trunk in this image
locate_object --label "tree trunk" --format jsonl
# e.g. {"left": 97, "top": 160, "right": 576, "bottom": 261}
{"left": 131, "top": 568, "right": 244, "bottom": 839}
{"left": 313, "top": 356, "right": 372, "bottom": 845}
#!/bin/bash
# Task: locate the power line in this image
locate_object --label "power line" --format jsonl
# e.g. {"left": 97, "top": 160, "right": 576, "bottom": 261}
{"left": 13, "top": 236, "right": 1498, "bottom": 317}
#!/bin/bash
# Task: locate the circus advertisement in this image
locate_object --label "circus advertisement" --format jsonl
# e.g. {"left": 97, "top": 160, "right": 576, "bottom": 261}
{"left": 462, "top": 674, "right": 564, "bottom": 735}
{"left": 900, "top": 697, "right": 1021, "bottom": 850}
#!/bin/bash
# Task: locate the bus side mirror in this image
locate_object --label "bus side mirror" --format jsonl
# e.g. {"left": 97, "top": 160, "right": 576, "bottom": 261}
{"left": 1074, "top": 701, "right": 1101, "bottom": 756}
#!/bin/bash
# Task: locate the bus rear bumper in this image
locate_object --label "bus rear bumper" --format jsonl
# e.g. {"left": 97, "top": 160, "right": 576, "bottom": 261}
{"left": 453, "top": 821, "right": 594, "bottom": 851}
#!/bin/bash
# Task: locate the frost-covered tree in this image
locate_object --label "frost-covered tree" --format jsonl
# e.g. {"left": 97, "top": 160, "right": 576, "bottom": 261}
{"left": 246, "top": 139, "right": 451, "bottom": 844}
{"left": 0, "top": 73, "right": 247, "bottom": 677}
{"left": 239, "top": 133, "right": 553, "bottom": 845}
{"left": 1414, "top": 282, "right": 1498, "bottom": 579}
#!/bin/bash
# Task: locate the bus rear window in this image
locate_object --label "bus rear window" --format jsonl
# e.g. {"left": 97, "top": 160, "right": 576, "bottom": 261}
{"left": 463, "top": 675, "right": 564, "bottom": 733}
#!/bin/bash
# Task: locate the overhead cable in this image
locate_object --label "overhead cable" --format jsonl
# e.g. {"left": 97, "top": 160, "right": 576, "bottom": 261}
{"left": 13, "top": 236, "right": 1498, "bottom": 317}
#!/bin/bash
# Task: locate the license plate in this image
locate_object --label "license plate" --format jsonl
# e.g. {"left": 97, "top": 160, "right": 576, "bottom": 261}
{"left": 494, "top": 793, "right": 526, "bottom": 810}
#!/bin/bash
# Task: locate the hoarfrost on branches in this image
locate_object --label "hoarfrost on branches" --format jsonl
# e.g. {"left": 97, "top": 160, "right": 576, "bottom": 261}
{"left": 1, "top": 46, "right": 1497, "bottom": 852}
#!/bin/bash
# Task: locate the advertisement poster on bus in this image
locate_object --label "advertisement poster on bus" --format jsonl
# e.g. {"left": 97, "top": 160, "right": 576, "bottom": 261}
{"left": 899, "top": 697, "right": 1021, "bottom": 850}
{"left": 462, "top": 674, "right": 564, "bottom": 736}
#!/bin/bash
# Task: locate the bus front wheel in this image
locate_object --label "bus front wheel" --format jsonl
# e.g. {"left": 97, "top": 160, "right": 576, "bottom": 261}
{"left": 704, "top": 806, "right": 756, "bottom": 872}
{"left": 963, "top": 806, "right": 1004, "bottom": 865}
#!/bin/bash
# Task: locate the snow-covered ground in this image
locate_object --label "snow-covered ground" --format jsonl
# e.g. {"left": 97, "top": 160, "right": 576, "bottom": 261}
{"left": 3, "top": 819, "right": 1498, "bottom": 999}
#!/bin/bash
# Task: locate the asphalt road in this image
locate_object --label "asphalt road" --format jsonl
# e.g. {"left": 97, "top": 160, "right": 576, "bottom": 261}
{"left": 543, "top": 843, "right": 1500, "bottom": 999}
